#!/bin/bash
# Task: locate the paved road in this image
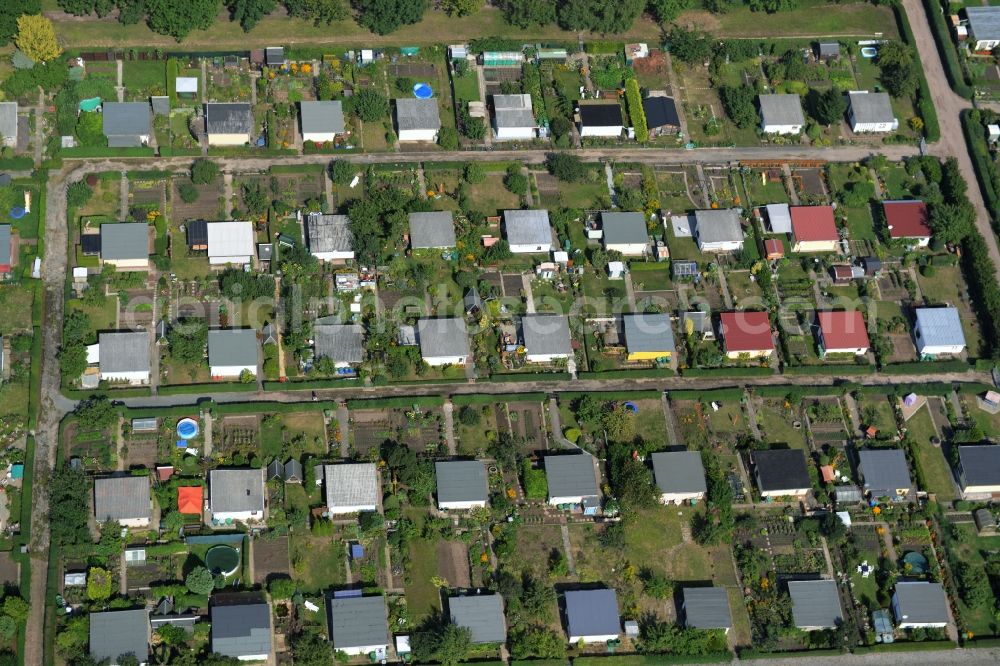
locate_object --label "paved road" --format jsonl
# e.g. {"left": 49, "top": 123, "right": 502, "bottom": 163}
{"left": 743, "top": 648, "right": 1000, "bottom": 666}
{"left": 902, "top": 0, "right": 1000, "bottom": 271}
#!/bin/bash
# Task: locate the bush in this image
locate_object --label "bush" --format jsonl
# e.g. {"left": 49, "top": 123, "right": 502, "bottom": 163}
{"left": 522, "top": 459, "right": 549, "bottom": 500}
{"left": 546, "top": 152, "right": 588, "bottom": 182}
{"left": 67, "top": 181, "right": 93, "bottom": 209}
{"left": 564, "top": 427, "right": 581, "bottom": 443}
{"left": 87, "top": 567, "right": 113, "bottom": 600}
{"left": 178, "top": 181, "right": 199, "bottom": 203}
{"left": 185, "top": 566, "right": 216, "bottom": 595}
{"left": 458, "top": 405, "right": 481, "bottom": 425}
{"left": 624, "top": 79, "right": 648, "bottom": 142}
{"left": 268, "top": 577, "right": 296, "bottom": 599}
{"left": 191, "top": 158, "right": 219, "bottom": 184}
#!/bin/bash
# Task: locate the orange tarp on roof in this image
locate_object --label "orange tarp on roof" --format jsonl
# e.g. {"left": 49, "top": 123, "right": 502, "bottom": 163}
{"left": 177, "top": 486, "right": 203, "bottom": 515}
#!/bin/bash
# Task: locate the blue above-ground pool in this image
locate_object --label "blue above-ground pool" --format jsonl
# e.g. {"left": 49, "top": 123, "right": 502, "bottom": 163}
{"left": 177, "top": 418, "right": 199, "bottom": 440}
{"left": 413, "top": 82, "right": 433, "bottom": 99}
{"left": 9, "top": 207, "right": 25, "bottom": 220}
{"left": 623, "top": 401, "right": 638, "bottom": 413}
{"left": 861, "top": 47, "right": 877, "bottom": 58}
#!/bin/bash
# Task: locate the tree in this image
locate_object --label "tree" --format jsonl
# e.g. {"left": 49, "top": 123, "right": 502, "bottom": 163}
{"left": 639, "top": 620, "right": 725, "bottom": 655}
{"left": 556, "top": 0, "right": 643, "bottom": 33}
{"left": 929, "top": 201, "right": 976, "bottom": 245}
{"left": 649, "top": 0, "right": 689, "bottom": 23}
{"left": 509, "top": 627, "right": 566, "bottom": 659}
{"left": 241, "top": 180, "right": 269, "bottom": 217}
{"left": 438, "top": 126, "right": 460, "bottom": 150}
{"left": 191, "top": 158, "right": 220, "bottom": 184}
{"left": 354, "top": 88, "right": 389, "bottom": 122}
{"left": 0, "top": 617, "right": 14, "bottom": 641}
{"left": 956, "top": 561, "right": 991, "bottom": 608}
{"left": 719, "top": 86, "right": 757, "bottom": 129}
{"left": 666, "top": 25, "right": 713, "bottom": 65}
{"left": 809, "top": 87, "right": 846, "bottom": 126}
{"left": 354, "top": 0, "right": 426, "bottom": 35}
{"left": 2, "top": 596, "right": 27, "bottom": 622}
{"left": 228, "top": 0, "right": 276, "bottom": 31}
{"left": 501, "top": 0, "right": 555, "bottom": 27}
{"left": 602, "top": 404, "right": 635, "bottom": 441}
{"left": 412, "top": 622, "right": 472, "bottom": 665}
{"left": 329, "top": 159, "right": 355, "bottom": 185}
{"left": 145, "top": 0, "right": 222, "bottom": 40}
{"left": 642, "top": 572, "right": 673, "bottom": 599}
{"left": 504, "top": 164, "right": 528, "bottom": 195}
{"left": 50, "top": 465, "right": 91, "bottom": 546}
{"left": 546, "top": 152, "right": 588, "bottom": 182}
{"left": 608, "top": 443, "right": 656, "bottom": 515}
{"left": 76, "top": 396, "right": 118, "bottom": 428}
{"left": 59, "top": 340, "right": 88, "bottom": 380}
{"left": 876, "top": 41, "right": 917, "bottom": 99}
{"left": 291, "top": 632, "right": 334, "bottom": 666}
{"left": 268, "top": 576, "right": 297, "bottom": 599}
{"left": 284, "top": 0, "right": 348, "bottom": 24}
{"left": 15, "top": 15, "right": 60, "bottom": 62}
{"left": 442, "top": 0, "right": 481, "bottom": 16}
{"left": 178, "top": 181, "right": 199, "bottom": 203}
{"left": 574, "top": 394, "right": 602, "bottom": 424}
{"left": 67, "top": 181, "right": 93, "bottom": 209}
{"left": 464, "top": 162, "right": 485, "bottom": 184}
{"left": 186, "top": 566, "right": 216, "bottom": 595}
{"left": 458, "top": 405, "right": 480, "bottom": 425}
{"left": 86, "top": 567, "right": 113, "bottom": 600}
{"left": 168, "top": 319, "right": 208, "bottom": 364}
{"left": 819, "top": 512, "right": 846, "bottom": 541}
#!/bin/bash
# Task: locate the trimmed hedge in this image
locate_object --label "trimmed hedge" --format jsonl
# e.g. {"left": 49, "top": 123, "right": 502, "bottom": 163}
{"left": 681, "top": 367, "right": 774, "bottom": 378}
{"left": 60, "top": 146, "right": 156, "bottom": 158}
{"left": 739, "top": 649, "right": 842, "bottom": 660}
{"left": 852, "top": 640, "right": 954, "bottom": 654}
{"left": 0, "top": 157, "right": 34, "bottom": 170}
{"left": 346, "top": 396, "right": 446, "bottom": 409}
{"left": 390, "top": 378, "right": 467, "bottom": 386}
{"left": 490, "top": 372, "right": 571, "bottom": 382}
{"left": 624, "top": 79, "right": 648, "bottom": 142}
{"left": 920, "top": 0, "right": 974, "bottom": 99}
{"left": 892, "top": 1, "right": 941, "bottom": 141}
{"left": 574, "top": 655, "right": 729, "bottom": 665}
{"left": 755, "top": 385, "right": 850, "bottom": 398}
{"left": 63, "top": 387, "right": 153, "bottom": 400}
{"left": 156, "top": 147, "right": 202, "bottom": 157}
{"left": 961, "top": 110, "right": 1000, "bottom": 222}
{"left": 263, "top": 378, "right": 360, "bottom": 391}
{"left": 560, "top": 390, "right": 662, "bottom": 401}
{"left": 882, "top": 360, "right": 971, "bottom": 374}
{"left": 270, "top": 163, "right": 327, "bottom": 174}
{"left": 156, "top": 382, "right": 259, "bottom": 396}
{"left": 668, "top": 387, "right": 744, "bottom": 401}
{"left": 577, "top": 368, "right": 674, "bottom": 380}
{"left": 782, "top": 365, "right": 874, "bottom": 376}
{"left": 452, "top": 392, "right": 547, "bottom": 405}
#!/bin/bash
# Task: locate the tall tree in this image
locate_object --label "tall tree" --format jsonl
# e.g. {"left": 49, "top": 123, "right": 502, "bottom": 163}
{"left": 228, "top": 0, "right": 276, "bottom": 31}
{"left": 556, "top": 0, "right": 643, "bottom": 33}
{"left": 501, "top": 0, "right": 555, "bottom": 27}
{"left": 876, "top": 41, "right": 917, "bottom": 99}
{"left": 284, "top": 0, "right": 347, "bottom": 24}
{"left": 353, "top": 0, "right": 426, "bottom": 35}
{"left": 929, "top": 201, "right": 976, "bottom": 245}
{"left": 808, "top": 87, "right": 846, "bottom": 126}
{"left": 144, "top": 0, "right": 221, "bottom": 40}
{"left": 719, "top": 85, "right": 757, "bottom": 129}
{"left": 442, "top": 0, "right": 482, "bottom": 16}
{"left": 0, "top": 1, "right": 40, "bottom": 47}
{"left": 648, "top": 0, "right": 689, "bottom": 23}
{"left": 15, "top": 15, "right": 61, "bottom": 62}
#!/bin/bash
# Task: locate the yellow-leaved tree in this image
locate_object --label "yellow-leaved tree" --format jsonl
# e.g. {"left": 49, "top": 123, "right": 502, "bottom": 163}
{"left": 15, "top": 15, "right": 62, "bottom": 64}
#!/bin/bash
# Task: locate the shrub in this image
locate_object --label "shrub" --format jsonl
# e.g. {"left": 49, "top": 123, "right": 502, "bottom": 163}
{"left": 87, "top": 567, "right": 113, "bottom": 601}
{"left": 190, "top": 158, "right": 219, "bottom": 184}
{"left": 624, "top": 79, "right": 648, "bottom": 142}
{"left": 185, "top": 566, "right": 216, "bottom": 595}
{"left": 178, "top": 181, "right": 199, "bottom": 203}
{"left": 564, "top": 427, "right": 581, "bottom": 443}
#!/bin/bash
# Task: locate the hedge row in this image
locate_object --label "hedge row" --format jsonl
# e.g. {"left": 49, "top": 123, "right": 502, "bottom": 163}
{"left": 739, "top": 648, "right": 842, "bottom": 660}
{"left": 755, "top": 385, "right": 844, "bottom": 398}
{"left": 60, "top": 146, "right": 156, "bottom": 158}
{"left": 390, "top": 378, "right": 467, "bottom": 386}
{"left": 262, "top": 378, "right": 360, "bottom": 391}
{"left": 560, "top": 390, "right": 662, "bottom": 402}
{"left": 63, "top": 387, "right": 153, "bottom": 400}
{"left": 156, "top": 382, "right": 259, "bottom": 396}
{"left": 451, "top": 392, "right": 547, "bottom": 406}
{"left": 574, "top": 654, "right": 729, "bottom": 666}
{"left": 624, "top": 79, "right": 648, "bottom": 142}
{"left": 346, "top": 396, "right": 446, "bottom": 409}
{"left": 961, "top": 110, "right": 1000, "bottom": 222}
{"left": 892, "top": 1, "right": 941, "bottom": 140}
{"left": 270, "top": 163, "right": 327, "bottom": 174}
{"left": 0, "top": 156, "right": 34, "bottom": 170}
{"left": 490, "top": 372, "right": 571, "bottom": 382}
{"left": 852, "top": 640, "right": 954, "bottom": 654}
{"left": 882, "top": 360, "right": 971, "bottom": 375}
{"left": 156, "top": 147, "right": 202, "bottom": 157}
{"left": 919, "top": 0, "right": 974, "bottom": 99}
{"left": 667, "top": 387, "right": 744, "bottom": 401}
{"left": 681, "top": 367, "right": 774, "bottom": 378}
{"left": 782, "top": 364, "right": 874, "bottom": 376}
{"left": 577, "top": 368, "right": 674, "bottom": 380}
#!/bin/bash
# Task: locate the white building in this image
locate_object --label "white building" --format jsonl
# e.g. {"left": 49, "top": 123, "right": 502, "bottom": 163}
{"left": 395, "top": 98, "right": 441, "bottom": 142}
{"left": 493, "top": 93, "right": 536, "bottom": 141}
{"left": 207, "top": 221, "right": 255, "bottom": 266}
{"left": 503, "top": 209, "right": 552, "bottom": 253}
{"left": 209, "top": 468, "right": 266, "bottom": 522}
{"left": 324, "top": 463, "right": 379, "bottom": 514}
{"left": 966, "top": 7, "right": 1000, "bottom": 51}
{"left": 758, "top": 94, "right": 805, "bottom": 135}
{"left": 417, "top": 318, "right": 469, "bottom": 366}
{"left": 892, "top": 582, "right": 949, "bottom": 629}
{"left": 601, "top": 211, "right": 648, "bottom": 256}
{"left": 435, "top": 460, "right": 488, "bottom": 510}
{"left": 97, "top": 331, "right": 151, "bottom": 385}
{"left": 578, "top": 102, "right": 624, "bottom": 138}
{"left": 847, "top": 91, "right": 898, "bottom": 133}
{"left": 328, "top": 595, "right": 389, "bottom": 656}
{"left": 306, "top": 213, "right": 354, "bottom": 262}
{"left": 208, "top": 329, "right": 259, "bottom": 379}
{"left": 522, "top": 314, "right": 573, "bottom": 363}
{"left": 300, "top": 100, "right": 345, "bottom": 143}
{"left": 94, "top": 476, "right": 151, "bottom": 528}
{"left": 100, "top": 222, "right": 150, "bottom": 270}
{"left": 693, "top": 209, "right": 744, "bottom": 253}
{"left": 651, "top": 451, "right": 706, "bottom": 504}
{"left": 913, "top": 307, "right": 966, "bottom": 356}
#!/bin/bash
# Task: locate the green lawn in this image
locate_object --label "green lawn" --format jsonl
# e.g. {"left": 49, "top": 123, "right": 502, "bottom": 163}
{"left": 290, "top": 531, "right": 346, "bottom": 594}
{"left": 123, "top": 60, "right": 167, "bottom": 96}
{"left": 67, "top": 298, "right": 118, "bottom": 338}
{"left": 465, "top": 174, "right": 522, "bottom": 214}
{"left": 912, "top": 436, "right": 956, "bottom": 501}
{"left": 405, "top": 535, "right": 441, "bottom": 621}
{"left": 0, "top": 286, "right": 35, "bottom": 332}
{"left": 452, "top": 70, "right": 480, "bottom": 104}
{"left": 756, "top": 399, "right": 809, "bottom": 449}
{"left": 948, "top": 524, "right": 1000, "bottom": 637}
{"left": 844, "top": 206, "right": 876, "bottom": 241}
{"left": 625, "top": 506, "right": 714, "bottom": 581}
{"left": 905, "top": 404, "right": 938, "bottom": 448}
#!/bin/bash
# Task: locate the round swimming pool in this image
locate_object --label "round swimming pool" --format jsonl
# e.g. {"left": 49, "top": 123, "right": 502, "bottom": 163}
{"left": 413, "top": 82, "right": 433, "bottom": 99}
{"left": 177, "top": 418, "right": 199, "bottom": 440}
{"left": 205, "top": 544, "right": 240, "bottom": 577}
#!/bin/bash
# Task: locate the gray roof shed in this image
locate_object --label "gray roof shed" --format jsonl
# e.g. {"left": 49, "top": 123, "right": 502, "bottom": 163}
{"left": 99, "top": 331, "right": 150, "bottom": 375}
{"left": 915, "top": 307, "right": 966, "bottom": 350}
{"left": 858, "top": 448, "right": 913, "bottom": 497}
{"left": 211, "top": 600, "right": 272, "bottom": 658}
{"left": 958, "top": 444, "right": 1000, "bottom": 487}
{"left": 522, "top": 314, "right": 572, "bottom": 357}
{"left": 694, "top": 209, "right": 744, "bottom": 245}
{"left": 450, "top": 594, "right": 507, "bottom": 643}
{"left": 683, "top": 587, "right": 732, "bottom": 630}
{"left": 765, "top": 203, "right": 792, "bottom": 234}
{"left": 893, "top": 581, "right": 949, "bottom": 625}
{"left": 314, "top": 324, "right": 364, "bottom": 365}
{"left": 206, "top": 103, "right": 253, "bottom": 135}
{"left": 848, "top": 92, "right": 895, "bottom": 125}
{"left": 208, "top": 329, "right": 258, "bottom": 368}
{"left": 395, "top": 98, "right": 441, "bottom": 131}
{"left": 601, "top": 211, "right": 648, "bottom": 246}
{"left": 564, "top": 589, "right": 620, "bottom": 638}
{"left": 94, "top": 476, "right": 150, "bottom": 523}
{"left": 209, "top": 468, "right": 265, "bottom": 514}
{"left": 409, "top": 211, "right": 456, "bottom": 248}
{"left": 789, "top": 580, "right": 843, "bottom": 629}
{"left": 623, "top": 313, "right": 676, "bottom": 354}
{"left": 307, "top": 213, "right": 353, "bottom": 254}
{"left": 100, "top": 223, "right": 148, "bottom": 261}
{"left": 758, "top": 94, "right": 805, "bottom": 128}
{"left": 0, "top": 225, "right": 9, "bottom": 267}
{"left": 90, "top": 609, "right": 149, "bottom": 664}
{"left": 503, "top": 209, "right": 552, "bottom": 247}
{"left": 0, "top": 102, "right": 16, "bottom": 142}
{"left": 651, "top": 450, "right": 706, "bottom": 496}
{"left": 418, "top": 318, "right": 469, "bottom": 359}
{"left": 300, "top": 100, "right": 345, "bottom": 135}
{"left": 545, "top": 454, "right": 599, "bottom": 500}
{"left": 324, "top": 463, "right": 379, "bottom": 510}
{"left": 328, "top": 594, "right": 389, "bottom": 650}
{"left": 102, "top": 102, "right": 151, "bottom": 147}
{"left": 436, "top": 460, "right": 488, "bottom": 505}
{"left": 966, "top": 7, "right": 1000, "bottom": 42}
